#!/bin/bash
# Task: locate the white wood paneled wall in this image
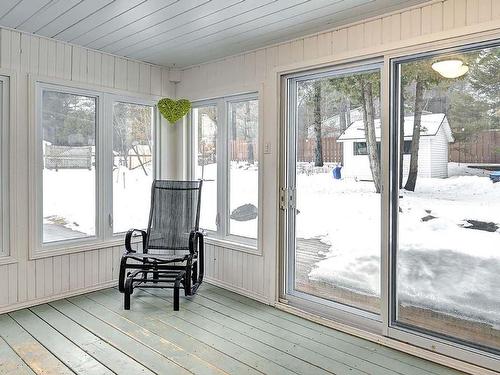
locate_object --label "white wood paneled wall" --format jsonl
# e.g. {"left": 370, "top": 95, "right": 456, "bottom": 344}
{"left": 176, "top": 0, "right": 500, "bottom": 304}
{"left": 0, "top": 27, "right": 174, "bottom": 314}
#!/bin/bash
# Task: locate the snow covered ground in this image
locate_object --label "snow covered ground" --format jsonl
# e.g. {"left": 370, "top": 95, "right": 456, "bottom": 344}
{"left": 303, "top": 163, "right": 500, "bottom": 329}
{"left": 43, "top": 159, "right": 500, "bottom": 332}
{"left": 44, "top": 161, "right": 257, "bottom": 242}
{"left": 197, "top": 162, "right": 258, "bottom": 239}
{"left": 43, "top": 165, "right": 152, "bottom": 241}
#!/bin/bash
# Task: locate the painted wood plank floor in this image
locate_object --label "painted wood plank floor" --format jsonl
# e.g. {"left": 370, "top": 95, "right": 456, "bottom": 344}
{"left": 0, "top": 284, "right": 465, "bottom": 375}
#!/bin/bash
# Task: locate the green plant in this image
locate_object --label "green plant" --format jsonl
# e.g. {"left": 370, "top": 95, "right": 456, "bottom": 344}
{"left": 158, "top": 98, "right": 191, "bottom": 124}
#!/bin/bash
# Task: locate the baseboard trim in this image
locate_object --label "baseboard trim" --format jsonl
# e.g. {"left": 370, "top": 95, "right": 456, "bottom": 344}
{"left": 0, "top": 280, "right": 117, "bottom": 315}
{"left": 204, "top": 277, "right": 271, "bottom": 305}
{"left": 276, "top": 302, "right": 496, "bottom": 375}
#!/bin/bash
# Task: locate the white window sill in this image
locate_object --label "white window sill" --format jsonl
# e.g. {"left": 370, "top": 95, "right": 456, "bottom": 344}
{"left": 30, "top": 233, "right": 261, "bottom": 259}
{"left": 0, "top": 255, "right": 17, "bottom": 265}
{"left": 29, "top": 235, "right": 143, "bottom": 260}
{"left": 204, "top": 236, "right": 261, "bottom": 256}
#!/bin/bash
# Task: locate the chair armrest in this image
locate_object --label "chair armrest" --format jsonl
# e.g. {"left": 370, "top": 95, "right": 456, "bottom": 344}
{"left": 125, "top": 229, "right": 147, "bottom": 253}
{"left": 189, "top": 230, "right": 204, "bottom": 255}
{"left": 189, "top": 230, "right": 204, "bottom": 290}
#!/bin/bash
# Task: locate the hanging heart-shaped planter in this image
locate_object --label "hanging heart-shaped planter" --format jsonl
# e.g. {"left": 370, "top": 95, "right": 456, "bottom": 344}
{"left": 158, "top": 98, "right": 191, "bottom": 124}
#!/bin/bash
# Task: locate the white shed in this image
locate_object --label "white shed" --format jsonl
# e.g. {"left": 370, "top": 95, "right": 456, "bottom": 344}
{"left": 337, "top": 113, "right": 454, "bottom": 180}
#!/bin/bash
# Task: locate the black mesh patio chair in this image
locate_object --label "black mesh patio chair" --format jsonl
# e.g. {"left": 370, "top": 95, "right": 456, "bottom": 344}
{"left": 118, "top": 180, "right": 204, "bottom": 311}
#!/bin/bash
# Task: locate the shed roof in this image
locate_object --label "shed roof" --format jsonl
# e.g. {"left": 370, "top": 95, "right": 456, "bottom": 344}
{"left": 338, "top": 113, "right": 452, "bottom": 142}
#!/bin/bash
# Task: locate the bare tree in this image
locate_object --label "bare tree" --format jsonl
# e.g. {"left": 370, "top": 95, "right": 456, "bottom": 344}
{"left": 362, "top": 80, "right": 381, "bottom": 192}
{"left": 312, "top": 80, "right": 323, "bottom": 167}
{"left": 244, "top": 101, "right": 255, "bottom": 164}
{"left": 401, "top": 60, "right": 448, "bottom": 191}
{"left": 329, "top": 72, "right": 381, "bottom": 192}
{"left": 404, "top": 78, "right": 424, "bottom": 191}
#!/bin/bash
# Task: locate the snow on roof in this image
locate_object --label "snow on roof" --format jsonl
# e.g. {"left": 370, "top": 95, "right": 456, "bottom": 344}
{"left": 338, "top": 113, "right": 450, "bottom": 142}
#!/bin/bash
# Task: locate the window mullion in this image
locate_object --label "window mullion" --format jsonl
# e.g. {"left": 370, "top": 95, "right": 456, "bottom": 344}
{"left": 102, "top": 94, "right": 113, "bottom": 241}
{"left": 217, "top": 99, "right": 227, "bottom": 238}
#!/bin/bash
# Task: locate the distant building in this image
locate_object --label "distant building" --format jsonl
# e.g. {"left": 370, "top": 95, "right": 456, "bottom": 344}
{"left": 337, "top": 113, "right": 454, "bottom": 180}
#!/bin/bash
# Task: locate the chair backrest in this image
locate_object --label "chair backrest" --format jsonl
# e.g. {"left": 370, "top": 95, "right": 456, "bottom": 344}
{"left": 146, "top": 180, "right": 202, "bottom": 253}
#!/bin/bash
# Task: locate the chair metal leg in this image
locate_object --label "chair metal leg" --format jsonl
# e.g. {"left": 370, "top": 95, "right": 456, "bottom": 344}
{"left": 124, "top": 277, "right": 133, "bottom": 310}
{"left": 152, "top": 266, "right": 159, "bottom": 284}
{"left": 118, "top": 256, "right": 128, "bottom": 293}
{"left": 124, "top": 291, "right": 130, "bottom": 310}
{"left": 173, "top": 272, "right": 185, "bottom": 311}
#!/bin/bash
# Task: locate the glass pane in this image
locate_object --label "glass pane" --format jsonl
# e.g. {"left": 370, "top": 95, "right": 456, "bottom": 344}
{"left": 112, "top": 102, "right": 154, "bottom": 233}
{"left": 229, "top": 99, "right": 259, "bottom": 239}
{"left": 395, "top": 45, "right": 500, "bottom": 351}
{"left": 294, "top": 69, "right": 381, "bottom": 314}
{"left": 42, "top": 90, "right": 96, "bottom": 242}
{"left": 193, "top": 106, "right": 218, "bottom": 231}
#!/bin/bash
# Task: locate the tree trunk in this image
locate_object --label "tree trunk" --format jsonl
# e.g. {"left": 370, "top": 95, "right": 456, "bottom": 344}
{"left": 404, "top": 79, "right": 424, "bottom": 191}
{"left": 346, "top": 100, "right": 351, "bottom": 126}
{"left": 245, "top": 101, "right": 254, "bottom": 164}
{"left": 361, "top": 79, "right": 381, "bottom": 193}
{"left": 339, "top": 99, "right": 347, "bottom": 132}
{"left": 399, "top": 92, "right": 405, "bottom": 189}
{"left": 313, "top": 81, "right": 323, "bottom": 167}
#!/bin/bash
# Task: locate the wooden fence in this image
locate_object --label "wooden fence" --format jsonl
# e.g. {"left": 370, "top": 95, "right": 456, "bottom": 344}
{"left": 297, "top": 137, "right": 343, "bottom": 163}
{"left": 45, "top": 145, "right": 93, "bottom": 170}
{"left": 229, "top": 140, "right": 258, "bottom": 162}
{"left": 222, "top": 131, "right": 500, "bottom": 165}
{"left": 449, "top": 130, "right": 500, "bottom": 164}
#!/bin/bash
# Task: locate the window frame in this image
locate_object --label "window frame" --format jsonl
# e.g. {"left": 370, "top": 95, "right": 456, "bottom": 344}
{"left": 278, "top": 37, "right": 500, "bottom": 372}
{"left": 402, "top": 140, "right": 412, "bottom": 155}
{"left": 282, "top": 61, "right": 384, "bottom": 331}
{"left": 0, "top": 75, "right": 10, "bottom": 261}
{"left": 353, "top": 141, "right": 368, "bottom": 155}
{"left": 190, "top": 99, "right": 219, "bottom": 233}
{"left": 33, "top": 82, "right": 103, "bottom": 254}
{"left": 30, "top": 78, "right": 159, "bottom": 259}
{"left": 190, "top": 92, "right": 261, "bottom": 252}
{"left": 107, "top": 95, "right": 158, "bottom": 239}
{"left": 387, "top": 39, "right": 500, "bottom": 368}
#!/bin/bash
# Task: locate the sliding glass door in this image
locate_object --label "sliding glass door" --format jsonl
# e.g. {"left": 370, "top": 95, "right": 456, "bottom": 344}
{"left": 282, "top": 40, "right": 500, "bottom": 369}
{"left": 284, "top": 63, "right": 383, "bottom": 320}
{"left": 391, "top": 43, "right": 500, "bottom": 356}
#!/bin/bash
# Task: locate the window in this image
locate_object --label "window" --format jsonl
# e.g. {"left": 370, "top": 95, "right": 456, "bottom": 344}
{"left": 41, "top": 89, "right": 97, "bottom": 243}
{"left": 228, "top": 99, "right": 259, "bottom": 239}
{"left": 353, "top": 141, "right": 368, "bottom": 155}
{"left": 0, "top": 76, "right": 9, "bottom": 257}
{"left": 34, "top": 82, "right": 157, "bottom": 255}
{"left": 402, "top": 140, "right": 412, "bottom": 154}
{"left": 112, "top": 101, "right": 154, "bottom": 234}
{"left": 193, "top": 105, "right": 218, "bottom": 232}
{"left": 354, "top": 141, "right": 386, "bottom": 158}
{"left": 392, "top": 43, "right": 500, "bottom": 353}
{"left": 191, "top": 94, "right": 259, "bottom": 246}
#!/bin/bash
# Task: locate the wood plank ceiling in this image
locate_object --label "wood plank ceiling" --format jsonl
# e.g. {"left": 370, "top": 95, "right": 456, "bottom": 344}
{"left": 0, "top": 0, "right": 429, "bottom": 68}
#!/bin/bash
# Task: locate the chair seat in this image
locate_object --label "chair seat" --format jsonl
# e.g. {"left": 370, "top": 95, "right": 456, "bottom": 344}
{"left": 123, "top": 252, "right": 193, "bottom": 264}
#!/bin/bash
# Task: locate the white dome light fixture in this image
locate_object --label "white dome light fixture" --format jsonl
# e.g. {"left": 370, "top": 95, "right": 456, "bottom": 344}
{"left": 431, "top": 59, "right": 469, "bottom": 78}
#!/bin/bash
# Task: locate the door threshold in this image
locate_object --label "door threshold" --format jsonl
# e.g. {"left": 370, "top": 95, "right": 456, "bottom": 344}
{"left": 275, "top": 302, "right": 497, "bottom": 375}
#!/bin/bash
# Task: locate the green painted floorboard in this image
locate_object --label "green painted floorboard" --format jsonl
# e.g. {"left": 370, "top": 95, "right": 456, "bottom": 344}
{"left": 0, "top": 284, "right": 467, "bottom": 375}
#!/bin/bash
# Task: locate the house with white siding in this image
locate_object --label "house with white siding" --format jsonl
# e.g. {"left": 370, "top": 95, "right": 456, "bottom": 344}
{"left": 338, "top": 113, "right": 454, "bottom": 180}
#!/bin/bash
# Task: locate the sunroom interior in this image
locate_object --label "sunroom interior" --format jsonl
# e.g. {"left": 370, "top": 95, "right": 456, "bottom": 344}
{"left": 0, "top": 0, "right": 499, "bottom": 374}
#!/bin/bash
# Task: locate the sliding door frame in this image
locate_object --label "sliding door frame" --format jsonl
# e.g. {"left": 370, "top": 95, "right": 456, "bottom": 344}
{"left": 278, "top": 32, "right": 500, "bottom": 372}
{"left": 280, "top": 60, "right": 385, "bottom": 333}
{"left": 386, "top": 39, "right": 500, "bottom": 371}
